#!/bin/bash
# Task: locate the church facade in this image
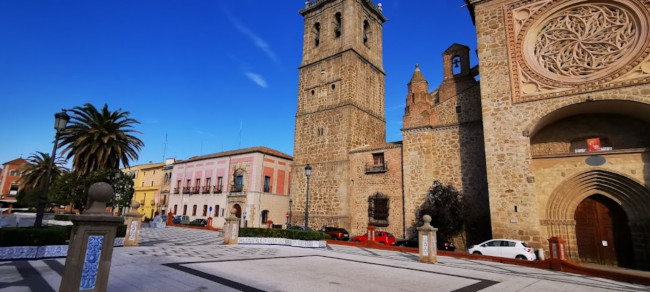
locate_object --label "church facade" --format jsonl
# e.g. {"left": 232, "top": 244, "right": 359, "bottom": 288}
{"left": 291, "top": 0, "right": 650, "bottom": 270}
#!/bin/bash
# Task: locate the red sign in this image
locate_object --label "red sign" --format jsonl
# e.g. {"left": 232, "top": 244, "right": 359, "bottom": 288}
{"left": 587, "top": 138, "right": 601, "bottom": 152}
{"left": 285, "top": 212, "right": 289, "bottom": 218}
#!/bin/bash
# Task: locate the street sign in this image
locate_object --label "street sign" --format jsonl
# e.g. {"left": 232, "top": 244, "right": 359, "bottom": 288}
{"left": 209, "top": 206, "right": 213, "bottom": 212}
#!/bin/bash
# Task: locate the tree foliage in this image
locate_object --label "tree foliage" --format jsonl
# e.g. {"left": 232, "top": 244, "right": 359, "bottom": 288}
{"left": 19, "top": 151, "right": 67, "bottom": 191}
{"left": 59, "top": 103, "right": 144, "bottom": 176}
{"left": 49, "top": 169, "right": 134, "bottom": 213}
{"left": 412, "top": 180, "right": 465, "bottom": 241}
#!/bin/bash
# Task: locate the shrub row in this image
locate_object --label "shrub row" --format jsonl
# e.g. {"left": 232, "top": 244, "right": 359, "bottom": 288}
{"left": 53, "top": 214, "right": 71, "bottom": 221}
{"left": 0, "top": 224, "right": 128, "bottom": 247}
{"left": 239, "top": 228, "right": 331, "bottom": 241}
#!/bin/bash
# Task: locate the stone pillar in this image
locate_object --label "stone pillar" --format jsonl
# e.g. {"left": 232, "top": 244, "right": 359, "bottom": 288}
{"left": 367, "top": 225, "right": 376, "bottom": 242}
{"left": 223, "top": 208, "right": 240, "bottom": 245}
{"left": 418, "top": 215, "right": 438, "bottom": 264}
{"left": 59, "top": 182, "right": 123, "bottom": 292}
{"left": 123, "top": 201, "right": 142, "bottom": 247}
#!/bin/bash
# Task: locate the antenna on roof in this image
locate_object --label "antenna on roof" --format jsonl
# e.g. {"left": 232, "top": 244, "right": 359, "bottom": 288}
{"left": 162, "top": 133, "right": 168, "bottom": 161}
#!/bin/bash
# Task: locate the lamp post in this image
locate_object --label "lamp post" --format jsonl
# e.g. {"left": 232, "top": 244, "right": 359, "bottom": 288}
{"left": 304, "top": 164, "right": 311, "bottom": 229}
{"left": 35, "top": 109, "right": 70, "bottom": 227}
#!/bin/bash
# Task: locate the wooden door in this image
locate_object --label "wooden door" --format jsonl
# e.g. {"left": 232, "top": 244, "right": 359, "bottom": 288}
{"left": 574, "top": 196, "right": 617, "bottom": 265}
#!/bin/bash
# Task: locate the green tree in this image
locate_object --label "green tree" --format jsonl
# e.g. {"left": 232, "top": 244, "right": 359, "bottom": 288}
{"left": 59, "top": 103, "right": 144, "bottom": 176}
{"left": 49, "top": 169, "right": 134, "bottom": 214}
{"left": 49, "top": 172, "right": 86, "bottom": 211}
{"left": 411, "top": 180, "right": 465, "bottom": 242}
{"left": 19, "top": 151, "right": 67, "bottom": 191}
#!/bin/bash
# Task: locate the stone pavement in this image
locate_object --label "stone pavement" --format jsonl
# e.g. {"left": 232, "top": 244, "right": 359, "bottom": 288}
{"left": 1, "top": 226, "right": 648, "bottom": 292}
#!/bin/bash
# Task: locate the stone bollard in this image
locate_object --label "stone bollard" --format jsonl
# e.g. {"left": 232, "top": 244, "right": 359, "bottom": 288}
{"left": 167, "top": 211, "right": 174, "bottom": 225}
{"left": 223, "top": 208, "right": 240, "bottom": 245}
{"left": 418, "top": 215, "right": 438, "bottom": 264}
{"left": 59, "top": 182, "right": 123, "bottom": 292}
{"left": 123, "top": 201, "right": 142, "bottom": 247}
{"left": 366, "top": 225, "right": 376, "bottom": 242}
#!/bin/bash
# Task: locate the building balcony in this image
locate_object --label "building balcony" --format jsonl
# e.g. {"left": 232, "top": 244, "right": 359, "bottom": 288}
{"left": 213, "top": 185, "right": 223, "bottom": 193}
{"left": 183, "top": 187, "right": 191, "bottom": 194}
{"left": 231, "top": 183, "right": 244, "bottom": 193}
{"left": 365, "top": 162, "right": 388, "bottom": 173}
{"left": 173, "top": 188, "right": 180, "bottom": 194}
{"left": 201, "top": 186, "right": 211, "bottom": 194}
{"left": 191, "top": 187, "right": 200, "bottom": 194}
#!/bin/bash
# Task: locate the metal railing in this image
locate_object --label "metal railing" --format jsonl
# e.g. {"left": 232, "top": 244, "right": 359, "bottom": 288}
{"left": 365, "top": 162, "right": 388, "bottom": 173}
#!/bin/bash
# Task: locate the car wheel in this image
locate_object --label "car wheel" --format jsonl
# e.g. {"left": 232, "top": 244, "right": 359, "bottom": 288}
{"left": 472, "top": 251, "right": 482, "bottom": 255}
{"left": 516, "top": 255, "right": 527, "bottom": 260}
{"left": 379, "top": 242, "right": 385, "bottom": 245}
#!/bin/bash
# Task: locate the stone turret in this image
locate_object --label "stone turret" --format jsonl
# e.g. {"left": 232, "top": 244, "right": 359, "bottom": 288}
{"left": 403, "top": 64, "right": 438, "bottom": 129}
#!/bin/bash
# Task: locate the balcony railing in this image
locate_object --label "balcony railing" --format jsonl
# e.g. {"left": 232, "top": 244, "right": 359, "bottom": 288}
{"left": 365, "top": 162, "right": 388, "bottom": 173}
{"left": 191, "top": 187, "right": 200, "bottom": 194}
{"left": 213, "top": 185, "right": 223, "bottom": 193}
{"left": 201, "top": 186, "right": 211, "bottom": 194}
{"left": 173, "top": 188, "right": 180, "bottom": 194}
{"left": 183, "top": 187, "right": 191, "bottom": 194}
{"left": 231, "top": 183, "right": 244, "bottom": 193}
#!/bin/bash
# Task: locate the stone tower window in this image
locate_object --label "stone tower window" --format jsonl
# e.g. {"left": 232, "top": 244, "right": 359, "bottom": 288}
{"left": 334, "top": 12, "right": 342, "bottom": 38}
{"left": 363, "top": 20, "right": 369, "bottom": 44}
{"left": 314, "top": 22, "right": 321, "bottom": 47}
{"left": 368, "top": 193, "right": 389, "bottom": 227}
{"left": 452, "top": 56, "right": 461, "bottom": 75}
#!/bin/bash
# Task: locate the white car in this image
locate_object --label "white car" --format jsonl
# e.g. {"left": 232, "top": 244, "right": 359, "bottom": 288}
{"left": 468, "top": 239, "right": 537, "bottom": 261}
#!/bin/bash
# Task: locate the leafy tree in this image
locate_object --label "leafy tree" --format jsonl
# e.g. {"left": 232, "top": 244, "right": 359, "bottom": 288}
{"left": 59, "top": 103, "right": 144, "bottom": 176}
{"left": 19, "top": 151, "right": 67, "bottom": 191}
{"left": 411, "top": 180, "right": 465, "bottom": 241}
{"left": 49, "top": 169, "right": 134, "bottom": 214}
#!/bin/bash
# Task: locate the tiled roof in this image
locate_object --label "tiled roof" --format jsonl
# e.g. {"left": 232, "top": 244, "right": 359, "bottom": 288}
{"left": 2, "top": 158, "right": 28, "bottom": 166}
{"left": 180, "top": 146, "right": 293, "bottom": 163}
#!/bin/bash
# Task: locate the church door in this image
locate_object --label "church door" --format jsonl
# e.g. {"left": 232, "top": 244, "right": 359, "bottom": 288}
{"left": 574, "top": 194, "right": 633, "bottom": 266}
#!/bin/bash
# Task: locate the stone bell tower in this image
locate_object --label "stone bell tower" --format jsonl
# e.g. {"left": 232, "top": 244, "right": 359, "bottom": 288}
{"left": 291, "top": 0, "right": 387, "bottom": 230}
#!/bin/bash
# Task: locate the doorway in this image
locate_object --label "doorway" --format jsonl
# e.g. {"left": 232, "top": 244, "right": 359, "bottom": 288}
{"left": 574, "top": 194, "right": 634, "bottom": 267}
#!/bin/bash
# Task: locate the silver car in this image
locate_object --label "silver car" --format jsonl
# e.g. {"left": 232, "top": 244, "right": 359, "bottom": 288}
{"left": 468, "top": 239, "right": 537, "bottom": 261}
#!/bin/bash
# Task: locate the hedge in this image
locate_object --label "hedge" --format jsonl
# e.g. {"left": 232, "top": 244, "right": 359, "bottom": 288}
{"left": 53, "top": 214, "right": 71, "bottom": 221}
{"left": 239, "top": 228, "right": 331, "bottom": 241}
{"left": 0, "top": 224, "right": 128, "bottom": 247}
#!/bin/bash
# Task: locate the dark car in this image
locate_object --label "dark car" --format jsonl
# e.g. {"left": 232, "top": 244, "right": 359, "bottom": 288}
{"left": 287, "top": 225, "right": 312, "bottom": 231}
{"left": 190, "top": 218, "right": 207, "bottom": 227}
{"left": 395, "top": 237, "right": 456, "bottom": 251}
{"left": 172, "top": 215, "right": 190, "bottom": 225}
{"left": 320, "top": 226, "right": 350, "bottom": 241}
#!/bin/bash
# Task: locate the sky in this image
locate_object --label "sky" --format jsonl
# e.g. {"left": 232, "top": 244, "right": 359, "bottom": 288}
{"left": 0, "top": 0, "right": 478, "bottom": 167}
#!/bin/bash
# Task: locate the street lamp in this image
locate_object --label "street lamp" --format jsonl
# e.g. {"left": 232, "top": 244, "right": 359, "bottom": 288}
{"left": 304, "top": 164, "right": 312, "bottom": 229}
{"left": 35, "top": 109, "right": 70, "bottom": 227}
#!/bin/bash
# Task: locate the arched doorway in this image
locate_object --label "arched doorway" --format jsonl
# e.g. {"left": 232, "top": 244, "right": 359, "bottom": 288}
{"left": 574, "top": 194, "right": 634, "bottom": 267}
{"left": 233, "top": 204, "right": 242, "bottom": 218}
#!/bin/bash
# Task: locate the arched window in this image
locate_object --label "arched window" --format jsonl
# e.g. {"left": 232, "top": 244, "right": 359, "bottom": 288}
{"left": 214, "top": 205, "right": 220, "bottom": 217}
{"left": 363, "top": 20, "right": 369, "bottom": 44}
{"left": 334, "top": 12, "right": 342, "bottom": 38}
{"left": 314, "top": 22, "right": 321, "bottom": 46}
{"left": 192, "top": 204, "right": 197, "bottom": 216}
{"left": 368, "top": 193, "right": 389, "bottom": 227}
{"left": 452, "top": 56, "right": 462, "bottom": 75}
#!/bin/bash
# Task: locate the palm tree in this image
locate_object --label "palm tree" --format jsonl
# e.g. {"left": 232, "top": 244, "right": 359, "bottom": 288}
{"left": 19, "top": 151, "right": 68, "bottom": 191}
{"left": 59, "top": 103, "right": 144, "bottom": 176}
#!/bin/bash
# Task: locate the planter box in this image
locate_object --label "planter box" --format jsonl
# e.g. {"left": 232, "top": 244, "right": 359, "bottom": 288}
{"left": 0, "top": 237, "right": 125, "bottom": 260}
{"left": 238, "top": 237, "right": 326, "bottom": 248}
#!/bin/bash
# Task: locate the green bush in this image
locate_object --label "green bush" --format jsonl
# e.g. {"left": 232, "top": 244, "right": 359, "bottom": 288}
{"left": 116, "top": 224, "right": 127, "bottom": 237}
{"left": 0, "top": 226, "right": 70, "bottom": 246}
{"left": 189, "top": 222, "right": 202, "bottom": 226}
{"left": 53, "top": 214, "right": 71, "bottom": 221}
{"left": 239, "top": 228, "right": 331, "bottom": 240}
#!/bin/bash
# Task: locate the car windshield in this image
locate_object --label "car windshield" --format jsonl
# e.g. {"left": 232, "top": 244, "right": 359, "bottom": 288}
{"left": 521, "top": 242, "right": 531, "bottom": 248}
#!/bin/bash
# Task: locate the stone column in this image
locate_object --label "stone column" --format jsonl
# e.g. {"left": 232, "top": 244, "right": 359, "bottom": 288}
{"left": 123, "top": 201, "right": 142, "bottom": 247}
{"left": 223, "top": 208, "right": 240, "bottom": 245}
{"left": 418, "top": 215, "right": 438, "bottom": 264}
{"left": 59, "top": 182, "right": 123, "bottom": 292}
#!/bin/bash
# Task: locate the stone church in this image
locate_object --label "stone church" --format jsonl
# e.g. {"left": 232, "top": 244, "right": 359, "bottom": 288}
{"left": 290, "top": 0, "right": 650, "bottom": 270}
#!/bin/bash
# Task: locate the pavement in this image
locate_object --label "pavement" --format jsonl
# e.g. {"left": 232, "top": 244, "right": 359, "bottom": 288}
{"left": 1, "top": 226, "right": 649, "bottom": 292}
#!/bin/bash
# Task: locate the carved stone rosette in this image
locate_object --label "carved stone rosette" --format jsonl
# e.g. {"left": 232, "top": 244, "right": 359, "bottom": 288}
{"left": 505, "top": 0, "right": 650, "bottom": 103}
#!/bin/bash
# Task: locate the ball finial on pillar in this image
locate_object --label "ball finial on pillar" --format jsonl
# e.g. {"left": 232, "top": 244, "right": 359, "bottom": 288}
{"left": 84, "top": 182, "right": 114, "bottom": 214}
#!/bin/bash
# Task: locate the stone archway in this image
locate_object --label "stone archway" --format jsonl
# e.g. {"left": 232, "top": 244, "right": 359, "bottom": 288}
{"left": 542, "top": 169, "right": 650, "bottom": 270}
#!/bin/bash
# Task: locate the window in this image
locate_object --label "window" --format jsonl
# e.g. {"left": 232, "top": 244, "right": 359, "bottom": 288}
{"left": 202, "top": 205, "right": 207, "bottom": 216}
{"left": 141, "top": 181, "right": 144, "bottom": 187}
{"left": 217, "top": 176, "right": 223, "bottom": 192}
{"left": 151, "top": 181, "right": 154, "bottom": 186}
{"left": 264, "top": 176, "right": 271, "bottom": 192}
{"left": 173, "top": 204, "right": 178, "bottom": 215}
{"left": 368, "top": 193, "right": 389, "bottom": 227}
{"left": 215, "top": 205, "right": 220, "bottom": 217}
{"left": 183, "top": 205, "right": 187, "bottom": 215}
{"left": 195, "top": 178, "right": 201, "bottom": 188}
{"left": 373, "top": 153, "right": 384, "bottom": 166}
{"left": 334, "top": 12, "right": 341, "bottom": 38}
{"left": 206, "top": 177, "right": 211, "bottom": 187}
{"left": 192, "top": 205, "right": 197, "bottom": 216}
{"left": 9, "top": 170, "right": 19, "bottom": 177}
{"left": 8, "top": 183, "right": 19, "bottom": 196}
{"left": 363, "top": 20, "right": 369, "bottom": 44}
{"left": 234, "top": 175, "right": 244, "bottom": 192}
{"left": 314, "top": 22, "right": 320, "bottom": 46}
{"left": 177, "top": 180, "right": 181, "bottom": 188}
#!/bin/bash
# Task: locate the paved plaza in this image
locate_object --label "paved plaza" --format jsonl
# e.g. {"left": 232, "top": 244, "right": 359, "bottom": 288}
{"left": 1, "top": 226, "right": 648, "bottom": 292}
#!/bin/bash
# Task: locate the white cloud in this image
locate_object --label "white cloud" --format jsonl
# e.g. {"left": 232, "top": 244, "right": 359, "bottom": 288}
{"left": 226, "top": 12, "right": 280, "bottom": 66}
{"left": 245, "top": 72, "right": 268, "bottom": 88}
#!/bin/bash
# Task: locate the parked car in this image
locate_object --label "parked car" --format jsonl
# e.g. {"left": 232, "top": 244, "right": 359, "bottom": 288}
{"left": 468, "top": 239, "right": 537, "bottom": 261}
{"left": 287, "top": 225, "right": 312, "bottom": 231}
{"left": 352, "top": 231, "right": 396, "bottom": 245}
{"left": 172, "top": 215, "right": 190, "bottom": 225}
{"left": 394, "top": 237, "right": 456, "bottom": 251}
{"left": 320, "top": 226, "right": 350, "bottom": 241}
{"left": 190, "top": 218, "right": 207, "bottom": 227}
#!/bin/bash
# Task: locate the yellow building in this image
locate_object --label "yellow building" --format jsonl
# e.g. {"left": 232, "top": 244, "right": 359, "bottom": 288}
{"left": 123, "top": 162, "right": 165, "bottom": 220}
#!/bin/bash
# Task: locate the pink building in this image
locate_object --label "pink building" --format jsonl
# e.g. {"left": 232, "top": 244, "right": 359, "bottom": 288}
{"left": 168, "top": 147, "right": 292, "bottom": 229}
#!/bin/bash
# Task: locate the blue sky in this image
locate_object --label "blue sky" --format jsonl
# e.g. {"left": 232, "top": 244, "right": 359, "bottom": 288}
{"left": 0, "top": 0, "right": 477, "bottom": 167}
